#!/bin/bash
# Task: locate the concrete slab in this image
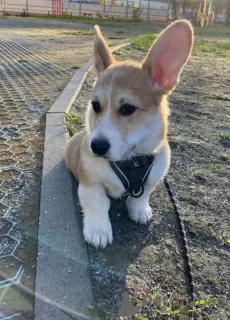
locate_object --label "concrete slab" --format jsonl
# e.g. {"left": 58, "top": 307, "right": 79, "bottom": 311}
{"left": 35, "top": 42, "right": 131, "bottom": 320}
{"left": 34, "top": 113, "right": 93, "bottom": 320}
{"left": 49, "top": 70, "right": 89, "bottom": 114}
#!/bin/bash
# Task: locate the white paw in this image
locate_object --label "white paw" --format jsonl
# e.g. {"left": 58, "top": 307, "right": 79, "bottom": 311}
{"left": 83, "top": 215, "right": 113, "bottom": 248}
{"left": 127, "top": 202, "right": 152, "bottom": 224}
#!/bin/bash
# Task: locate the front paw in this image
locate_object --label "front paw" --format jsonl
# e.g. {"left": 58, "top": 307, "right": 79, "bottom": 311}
{"left": 127, "top": 201, "right": 152, "bottom": 224}
{"left": 83, "top": 215, "right": 113, "bottom": 248}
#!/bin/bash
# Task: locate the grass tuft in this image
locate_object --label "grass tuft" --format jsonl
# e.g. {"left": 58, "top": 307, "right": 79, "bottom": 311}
{"left": 64, "top": 112, "right": 83, "bottom": 136}
{"left": 130, "top": 27, "right": 230, "bottom": 58}
{"left": 71, "top": 65, "right": 80, "bottom": 70}
{"left": 61, "top": 30, "right": 94, "bottom": 36}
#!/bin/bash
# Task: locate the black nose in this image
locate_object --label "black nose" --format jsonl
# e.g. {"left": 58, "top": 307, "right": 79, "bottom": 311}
{"left": 91, "top": 139, "right": 110, "bottom": 156}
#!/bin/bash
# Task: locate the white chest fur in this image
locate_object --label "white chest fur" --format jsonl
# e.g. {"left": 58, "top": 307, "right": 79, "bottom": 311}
{"left": 82, "top": 140, "right": 170, "bottom": 198}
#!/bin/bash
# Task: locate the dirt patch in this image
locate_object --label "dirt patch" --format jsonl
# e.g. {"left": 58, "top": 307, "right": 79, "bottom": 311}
{"left": 69, "top": 45, "right": 230, "bottom": 319}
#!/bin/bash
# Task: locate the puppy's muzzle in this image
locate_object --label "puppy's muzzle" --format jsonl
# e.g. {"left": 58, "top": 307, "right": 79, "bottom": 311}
{"left": 91, "top": 139, "right": 110, "bottom": 157}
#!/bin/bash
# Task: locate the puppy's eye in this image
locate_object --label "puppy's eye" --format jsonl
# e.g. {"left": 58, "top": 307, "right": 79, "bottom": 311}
{"left": 119, "top": 104, "right": 136, "bottom": 116}
{"left": 92, "top": 101, "right": 101, "bottom": 113}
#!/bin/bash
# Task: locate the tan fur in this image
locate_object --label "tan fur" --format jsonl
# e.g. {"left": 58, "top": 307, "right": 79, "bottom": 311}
{"left": 94, "top": 25, "right": 115, "bottom": 74}
{"left": 89, "top": 62, "right": 167, "bottom": 141}
{"left": 65, "top": 130, "right": 91, "bottom": 186}
{"left": 65, "top": 21, "right": 193, "bottom": 248}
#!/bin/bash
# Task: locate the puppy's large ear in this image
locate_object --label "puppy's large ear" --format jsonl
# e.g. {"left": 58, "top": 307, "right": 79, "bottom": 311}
{"left": 94, "top": 25, "right": 115, "bottom": 74}
{"left": 142, "top": 20, "right": 193, "bottom": 94}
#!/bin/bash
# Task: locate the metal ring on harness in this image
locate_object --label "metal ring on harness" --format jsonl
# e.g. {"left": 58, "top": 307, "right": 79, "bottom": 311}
{"left": 130, "top": 185, "right": 144, "bottom": 198}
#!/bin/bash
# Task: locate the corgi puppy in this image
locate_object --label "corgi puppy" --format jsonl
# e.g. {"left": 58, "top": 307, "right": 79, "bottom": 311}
{"left": 65, "top": 21, "right": 193, "bottom": 248}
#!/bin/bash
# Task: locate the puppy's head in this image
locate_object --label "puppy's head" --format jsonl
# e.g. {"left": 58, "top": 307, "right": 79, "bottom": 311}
{"left": 86, "top": 21, "right": 193, "bottom": 161}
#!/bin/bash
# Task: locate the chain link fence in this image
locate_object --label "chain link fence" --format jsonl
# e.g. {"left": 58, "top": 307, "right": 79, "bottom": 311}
{"left": 0, "top": 27, "right": 93, "bottom": 319}
{"left": 0, "top": 0, "right": 170, "bottom": 22}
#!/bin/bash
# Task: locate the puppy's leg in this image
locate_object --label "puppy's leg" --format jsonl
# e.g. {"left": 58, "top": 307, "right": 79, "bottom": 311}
{"left": 126, "top": 183, "right": 154, "bottom": 224}
{"left": 78, "top": 183, "right": 112, "bottom": 248}
{"left": 127, "top": 144, "right": 170, "bottom": 224}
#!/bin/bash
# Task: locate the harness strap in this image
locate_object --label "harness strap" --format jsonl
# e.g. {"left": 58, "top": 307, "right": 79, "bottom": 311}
{"left": 110, "top": 154, "right": 155, "bottom": 198}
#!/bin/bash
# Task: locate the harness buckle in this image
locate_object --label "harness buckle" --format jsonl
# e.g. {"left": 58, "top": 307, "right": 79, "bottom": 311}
{"left": 130, "top": 184, "right": 144, "bottom": 198}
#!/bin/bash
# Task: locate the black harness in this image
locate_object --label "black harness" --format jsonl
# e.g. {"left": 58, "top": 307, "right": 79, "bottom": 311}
{"left": 109, "top": 154, "right": 155, "bottom": 198}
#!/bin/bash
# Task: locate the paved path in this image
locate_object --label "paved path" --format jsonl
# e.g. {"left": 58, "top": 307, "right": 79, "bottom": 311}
{"left": 0, "top": 19, "right": 94, "bottom": 320}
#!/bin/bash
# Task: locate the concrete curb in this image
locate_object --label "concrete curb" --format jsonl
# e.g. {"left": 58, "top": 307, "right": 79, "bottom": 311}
{"left": 34, "top": 42, "right": 131, "bottom": 320}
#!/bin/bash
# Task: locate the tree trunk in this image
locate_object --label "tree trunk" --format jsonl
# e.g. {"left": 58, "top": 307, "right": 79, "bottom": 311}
{"left": 226, "top": 0, "right": 230, "bottom": 26}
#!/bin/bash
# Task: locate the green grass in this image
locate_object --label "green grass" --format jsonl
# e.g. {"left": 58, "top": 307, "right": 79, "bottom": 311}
{"left": 71, "top": 65, "right": 80, "bottom": 70}
{"left": 64, "top": 112, "right": 83, "bottom": 136}
{"left": 108, "top": 35, "right": 126, "bottom": 39}
{"left": 220, "top": 132, "right": 230, "bottom": 140}
{"left": 160, "top": 298, "right": 219, "bottom": 317}
{"left": 5, "top": 12, "right": 159, "bottom": 27}
{"left": 194, "top": 39, "right": 230, "bottom": 57}
{"left": 89, "top": 289, "right": 218, "bottom": 319}
{"left": 61, "top": 30, "right": 94, "bottom": 36}
{"left": 130, "top": 27, "right": 230, "bottom": 58}
{"left": 195, "top": 26, "right": 230, "bottom": 37}
{"left": 130, "top": 33, "right": 158, "bottom": 51}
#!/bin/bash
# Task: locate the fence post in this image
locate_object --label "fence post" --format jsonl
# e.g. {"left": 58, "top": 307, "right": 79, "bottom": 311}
{"left": 126, "top": 0, "right": 128, "bottom": 19}
{"left": 103, "top": 0, "right": 106, "bottom": 16}
{"left": 79, "top": 0, "right": 82, "bottom": 16}
{"left": 147, "top": 0, "right": 150, "bottom": 22}
{"left": 167, "top": 1, "right": 170, "bottom": 23}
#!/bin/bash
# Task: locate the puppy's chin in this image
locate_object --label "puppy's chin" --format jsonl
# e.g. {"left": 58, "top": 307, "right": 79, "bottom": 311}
{"left": 89, "top": 150, "right": 132, "bottom": 162}
{"left": 106, "top": 148, "right": 136, "bottom": 162}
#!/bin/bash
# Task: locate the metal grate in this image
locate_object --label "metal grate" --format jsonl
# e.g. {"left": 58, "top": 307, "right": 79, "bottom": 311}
{"left": 0, "top": 28, "right": 92, "bottom": 319}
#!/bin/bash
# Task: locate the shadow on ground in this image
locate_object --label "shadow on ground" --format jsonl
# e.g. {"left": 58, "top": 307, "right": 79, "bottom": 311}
{"left": 73, "top": 180, "right": 191, "bottom": 319}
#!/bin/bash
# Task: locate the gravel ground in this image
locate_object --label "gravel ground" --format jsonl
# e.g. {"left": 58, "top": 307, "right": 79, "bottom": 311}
{"left": 68, "top": 46, "right": 230, "bottom": 319}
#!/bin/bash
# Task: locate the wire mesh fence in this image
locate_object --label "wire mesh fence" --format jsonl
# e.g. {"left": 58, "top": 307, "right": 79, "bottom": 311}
{"left": 0, "top": 0, "right": 170, "bottom": 22}
{"left": 0, "top": 27, "right": 94, "bottom": 319}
